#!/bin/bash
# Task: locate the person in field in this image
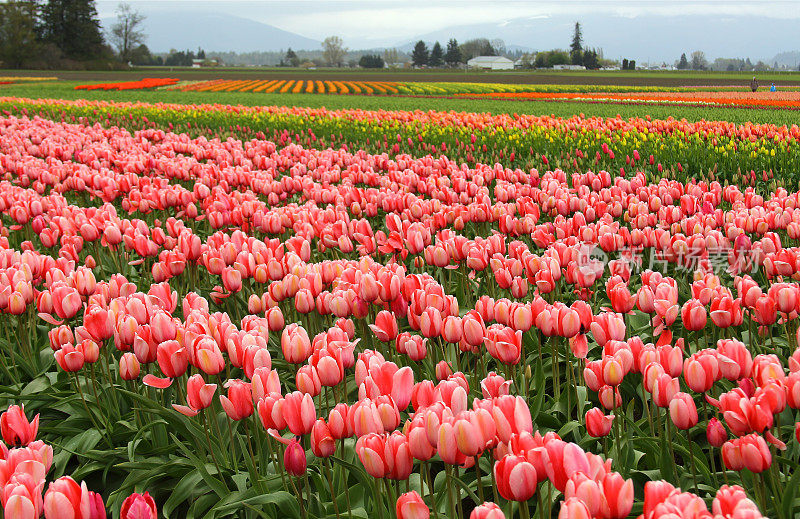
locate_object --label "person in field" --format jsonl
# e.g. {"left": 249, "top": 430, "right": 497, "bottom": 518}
{"left": 770, "top": 83, "right": 777, "bottom": 92}
{"left": 750, "top": 77, "right": 759, "bottom": 92}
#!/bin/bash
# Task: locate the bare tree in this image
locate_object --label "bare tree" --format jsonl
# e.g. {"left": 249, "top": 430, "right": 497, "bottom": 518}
{"left": 690, "top": 50, "right": 708, "bottom": 70}
{"left": 110, "top": 3, "right": 145, "bottom": 63}
{"left": 322, "top": 36, "right": 346, "bottom": 67}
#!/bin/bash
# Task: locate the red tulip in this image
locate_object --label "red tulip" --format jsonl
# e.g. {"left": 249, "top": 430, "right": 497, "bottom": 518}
{"left": 681, "top": 299, "right": 707, "bottom": 331}
{"left": 494, "top": 454, "right": 537, "bottom": 501}
{"left": 722, "top": 434, "right": 771, "bottom": 473}
{"left": 369, "top": 310, "right": 398, "bottom": 342}
{"left": 599, "top": 472, "right": 634, "bottom": 519}
{"left": 311, "top": 419, "right": 335, "bottom": 458}
{"left": 712, "top": 485, "right": 761, "bottom": 517}
{"left": 186, "top": 374, "right": 216, "bottom": 411}
{"left": 43, "top": 477, "right": 92, "bottom": 519}
{"left": 281, "top": 323, "right": 312, "bottom": 364}
{"left": 669, "top": 392, "right": 698, "bottom": 430}
{"left": 83, "top": 305, "right": 113, "bottom": 341}
{"left": 707, "top": 417, "right": 728, "bottom": 447}
{"left": 355, "top": 433, "right": 389, "bottom": 478}
{"left": 485, "top": 325, "right": 522, "bottom": 365}
{"left": 480, "top": 372, "right": 511, "bottom": 399}
{"left": 156, "top": 340, "right": 188, "bottom": 379}
{"left": 1, "top": 405, "right": 39, "bottom": 447}
{"left": 396, "top": 491, "right": 429, "bottom": 519}
{"left": 585, "top": 407, "right": 614, "bottom": 438}
{"left": 683, "top": 351, "right": 719, "bottom": 393}
{"left": 219, "top": 379, "right": 253, "bottom": 421}
{"left": 284, "top": 438, "right": 307, "bottom": 477}
{"left": 282, "top": 391, "right": 316, "bottom": 435}
{"left": 120, "top": 492, "right": 156, "bottom": 519}
{"left": 470, "top": 502, "right": 506, "bottom": 519}
{"left": 257, "top": 395, "right": 287, "bottom": 431}
{"left": 558, "top": 498, "right": 591, "bottom": 519}
{"left": 119, "top": 352, "right": 140, "bottom": 380}
{"left": 543, "top": 439, "right": 590, "bottom": 492}
{"left": 54, "top": 344, "right": 84, "bottom": 372}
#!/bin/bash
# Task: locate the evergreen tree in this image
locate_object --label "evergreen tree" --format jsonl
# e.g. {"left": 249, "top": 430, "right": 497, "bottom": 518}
{"left": 622, "top": 58, "right": 629, "bottom": 70}
{"left": 41, "top": 0, "right": 105, "bottom": 60}
{"left": 444, "top": 38, "right": 461, "bottom": 66}
{"left": 411, "top": 40, "right": 428, "bottom": 67}
{"left": 429, "top": 41, "right": 444, "bottom": 67}
{"left": 582, "top": 48, "right": 599, "bottom": 70}
{"left": 285, "top": 48, "right": 299, "bottom": 67}
{"left": 677, "top": 52, "right": 689, "bottom": 69}
{"left": 570, "top": 21, "right": 583, "bottom": 65}
{"left": 358, "top": 54, "right": 384, "bottom": 68}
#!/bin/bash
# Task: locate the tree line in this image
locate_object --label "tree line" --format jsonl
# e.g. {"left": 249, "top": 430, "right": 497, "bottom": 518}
{"left": 405, "top": 24, "right": 610, "bottom": 69}
{"left": 675, "top": 51, "right": 793, "bottom": 72}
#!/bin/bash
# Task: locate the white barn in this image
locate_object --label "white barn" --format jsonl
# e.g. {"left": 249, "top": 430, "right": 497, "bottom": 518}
{"left": 467, "top": 56, "right": 514, "bottom": 70}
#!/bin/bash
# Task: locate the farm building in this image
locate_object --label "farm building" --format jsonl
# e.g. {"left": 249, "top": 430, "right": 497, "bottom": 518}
{"left": 467, "top": 56, "right": 514, "bottom": 70}
{"left": 191, "top": 59, "right": 220, "bottom": 68}
{"left": 553, "top": 64, "right": 586, "bottom": 70}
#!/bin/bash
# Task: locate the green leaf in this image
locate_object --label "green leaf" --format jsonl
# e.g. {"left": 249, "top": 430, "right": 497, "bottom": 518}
{"left": 171, "top": 433, "right": 229, "bottom": 497}
{"left": 163, "top": 471, "right": 204, "bottom": 518}
{"left": 529, "top": 359, "right": 545, "bottom": 422}
{"left": 783, "top": 461, "right": 800, "bottom": 518}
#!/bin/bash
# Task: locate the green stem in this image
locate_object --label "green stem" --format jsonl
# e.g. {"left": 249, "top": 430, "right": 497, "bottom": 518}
{"left": 324, "top": 459, "right": 341, "bottom": 519}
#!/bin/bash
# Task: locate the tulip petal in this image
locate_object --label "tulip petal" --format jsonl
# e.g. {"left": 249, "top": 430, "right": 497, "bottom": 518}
{"left": 143, "top": 374, "right": 173, "bottom": 389}
{"left": 172, "top": 404, "right": 199, "bottom": 417}
{"left": 38, "top": 312, "right": 64, "bottom": 325}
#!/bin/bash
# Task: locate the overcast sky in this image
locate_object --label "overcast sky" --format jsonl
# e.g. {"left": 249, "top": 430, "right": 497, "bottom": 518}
{"left": 95, "top": 0, "right": 800, "bottom": 47}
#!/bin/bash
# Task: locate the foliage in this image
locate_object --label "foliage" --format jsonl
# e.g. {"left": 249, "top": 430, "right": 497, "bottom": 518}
{"left": 534, "top": 50, "right": 571, "bottom": 68}
{"left": 284, "top": 48, "right": 300, "bottom": 68}
{"left": 358, "top": 54, "right": 385, "bottom": 69}
{"left": 582, "top": 49, "right": 600, "bottom": 70}
{"left": 0, "top": 1, "right": 41, "bottom": 69}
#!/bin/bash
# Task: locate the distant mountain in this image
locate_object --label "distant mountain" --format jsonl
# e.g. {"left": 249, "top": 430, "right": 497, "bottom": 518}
{"left": 100, "top": 10, "right": 320, "bottom": 53}
{"left": 773, "top": 51, "right": 800, "bottom": 69}
{"left": 402, "top": 14, "right": 799, "bottom": 63}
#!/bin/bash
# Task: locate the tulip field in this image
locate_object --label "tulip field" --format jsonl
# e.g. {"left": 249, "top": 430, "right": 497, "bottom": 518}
{"left": 1, "top": 92, "right": 800, "bottom": 519}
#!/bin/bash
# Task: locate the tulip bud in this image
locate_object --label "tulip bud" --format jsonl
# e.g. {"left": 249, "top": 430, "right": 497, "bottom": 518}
{"left": 284, "top": 439, "right": 307, "bottom": 476}
{"left": 707, "top": 417, "right": 728, "bottom": 447}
